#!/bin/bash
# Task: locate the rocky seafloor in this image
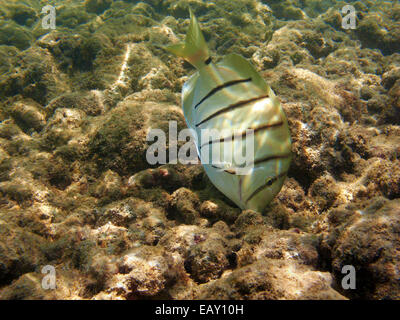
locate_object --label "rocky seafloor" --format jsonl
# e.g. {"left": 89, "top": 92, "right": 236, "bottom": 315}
{"left": 0, "top": 0, "right": 399, "bottom": 300}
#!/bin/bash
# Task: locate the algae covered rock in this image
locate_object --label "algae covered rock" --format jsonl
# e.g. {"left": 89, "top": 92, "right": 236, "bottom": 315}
{"left": 0, "top": 46, "right": 69, "bottom": 105}
{"left": 195, "top": 258, "right": 346, "bottom": 300}
{"left": 0, "top": 220, "right": 46, "bottom": 286}
{"left": 320, "top": 198, "right": 400, "bottom": 299}
{"left": 9, "top": 100, "right": 46, "bottom": 133}
{"left": 355, "top": 12, "right": 400, "bottom": 56}
{"left": 159, "top": 222, "right": 235, "bottom": 285}
{"left": 6, "top": 3, "right": 38, "bottom": 27}
{"left": 84, "top": 0, "right": 113, "bottom": 14}
{"left": 99, "top": 245, "right": 184, "bottom": 299}
{"left": 88, "top": 100, "right": 185, "bottom": 176}
{"left": 0, "top": 21, "right": 32, "bottom": 50}
{"left": 0, "top": 0, "right": 399, "bottom": 301}
{"left": 183, "top": 222, "right": 234, "bottom": 283}
{"left": 169, "top": 188, "right": 201, "bottom": 225}
{"left": 90, "top": 170, "right": 122, "bottom": 203}
{"left": 45, "top": 90, "right": 106, "bottom": 117}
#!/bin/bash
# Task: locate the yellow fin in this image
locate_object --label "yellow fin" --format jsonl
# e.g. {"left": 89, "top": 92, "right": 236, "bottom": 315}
{"left": 218, "top": 54, "right": 269, "bottom": 92}
{"left": 165, "top": 8, "right": 210, "bottom": 69}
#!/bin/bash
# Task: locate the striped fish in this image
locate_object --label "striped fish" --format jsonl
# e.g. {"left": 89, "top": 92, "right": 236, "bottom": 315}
{"left": 166, "top": 10, "right": 292, "bottom": 212}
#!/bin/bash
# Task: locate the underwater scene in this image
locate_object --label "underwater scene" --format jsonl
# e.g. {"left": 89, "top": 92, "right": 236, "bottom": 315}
{"left": 0, "top": 0, "right": 399, "bottom": 300}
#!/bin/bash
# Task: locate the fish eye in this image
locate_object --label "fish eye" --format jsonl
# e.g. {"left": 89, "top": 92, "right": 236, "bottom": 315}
{"left": 266, "top": 178, "right": 273, "bottom": 186}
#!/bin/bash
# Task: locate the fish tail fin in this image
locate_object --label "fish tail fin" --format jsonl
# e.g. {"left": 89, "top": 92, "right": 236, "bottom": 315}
{"left": 165, "top": 8, "right": 210, "bottom": 69}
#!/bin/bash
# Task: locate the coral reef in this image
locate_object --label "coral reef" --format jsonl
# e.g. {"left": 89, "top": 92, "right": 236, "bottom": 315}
{"left": 0, "top": 0, "right": 399, "bottom": 300}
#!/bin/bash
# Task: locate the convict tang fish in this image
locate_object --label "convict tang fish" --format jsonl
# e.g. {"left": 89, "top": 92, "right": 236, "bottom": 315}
{"left": 166, "top": 10, "right": 292, "bottom": 212}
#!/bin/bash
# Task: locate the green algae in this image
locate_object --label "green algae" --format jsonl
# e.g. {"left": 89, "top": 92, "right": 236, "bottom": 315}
{"left": 0, "top": 21, "right": 32, "bottom": 50}
{"left": 85, "top": 0, "right": 113, "bottom": 14}
{"left": 6, "top": 3, "right": 38, "bottom": 27}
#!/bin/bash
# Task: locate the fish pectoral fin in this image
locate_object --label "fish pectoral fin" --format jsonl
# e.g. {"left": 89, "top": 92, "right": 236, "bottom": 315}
{"left": 218, "top": 53, "right": 270, "bottom": 93}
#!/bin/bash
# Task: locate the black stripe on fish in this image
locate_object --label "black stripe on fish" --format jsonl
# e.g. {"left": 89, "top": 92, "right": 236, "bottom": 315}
{"left": 195, "top": 94, "right": 269, "bottom": 127}
{"left": 194, "top": 78, "right": 252, "bottom": 110}
{"left": 210, "top": 164, "right": 235, "bottom": 174}
{"left": 199, "top": 121, "right": 284, "bottom": 150}
{"left": 245, "top": 171, "right": 288, "bottom": 204}
{"left": 252, "top": 153, "right": 291, "bottom": 166}
{"left": 224, "top": 169, "right": 236, "bottom": 175}
{"left": 204, "top": 57, "right": 212, "bottom": 65}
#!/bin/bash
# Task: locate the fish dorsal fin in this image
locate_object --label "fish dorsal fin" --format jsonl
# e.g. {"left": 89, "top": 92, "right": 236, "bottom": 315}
{"left": 218, "top": 54, "right": 271, "bottom": 94}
